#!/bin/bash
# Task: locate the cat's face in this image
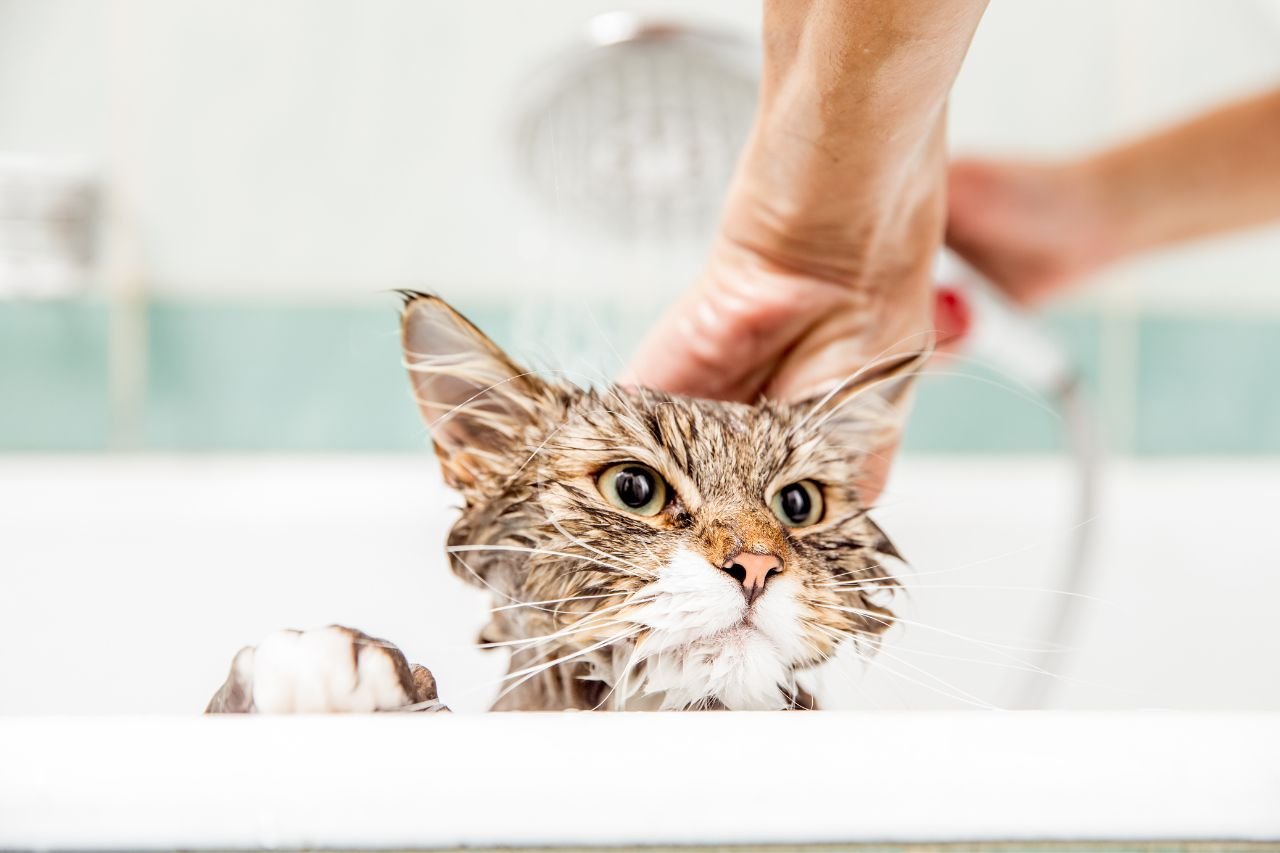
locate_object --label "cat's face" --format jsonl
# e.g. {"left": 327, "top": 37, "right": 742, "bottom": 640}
{"left": 402, "top": 294, "right": 917, "bottom": 711}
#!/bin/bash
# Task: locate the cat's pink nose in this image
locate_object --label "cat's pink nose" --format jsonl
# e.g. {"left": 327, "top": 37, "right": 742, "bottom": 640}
{"left": 721, "top": 552, "right": 783, "bottom": 605}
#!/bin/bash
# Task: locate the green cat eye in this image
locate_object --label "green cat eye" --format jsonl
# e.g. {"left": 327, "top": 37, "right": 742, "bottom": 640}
{"left": 597, "top": 463, "right": 669, "bottom": 517}
{"left": 770, "top": 480, "right": 824, "bottom": 527}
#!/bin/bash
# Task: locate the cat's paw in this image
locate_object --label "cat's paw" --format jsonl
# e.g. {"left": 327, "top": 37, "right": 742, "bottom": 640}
{"left": 205, "top": 625, "right": 444, "bottom": 714}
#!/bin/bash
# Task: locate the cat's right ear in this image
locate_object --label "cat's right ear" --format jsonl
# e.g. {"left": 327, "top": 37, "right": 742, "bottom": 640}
{"left": 400, "top": 293, "right": 550, "bottom": 489}
{"left": 798, "top": 349, "right": 930, "bottom": 505}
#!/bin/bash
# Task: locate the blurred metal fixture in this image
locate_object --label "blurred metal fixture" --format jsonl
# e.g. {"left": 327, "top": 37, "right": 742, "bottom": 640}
{"left": 511, "top": 12, "right": 758, "bottom": 241}
{"left": 940, "top": 250, "right": 1102, "bottom": 709}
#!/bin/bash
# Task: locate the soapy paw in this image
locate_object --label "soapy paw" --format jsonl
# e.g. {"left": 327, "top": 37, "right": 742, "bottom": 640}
{"left": 206, "top": 625, "right": 445, "bottom": 713}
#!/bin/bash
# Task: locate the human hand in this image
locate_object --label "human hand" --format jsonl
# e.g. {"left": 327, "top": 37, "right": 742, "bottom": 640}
{"left": 945, "top": 158, "right": 1115, "bottom": 305}
{"left": 623, "top": 121, "right": 972, "bottom": 505}
{"left": 623, "top": 239, "right": 971, "bottom": 405}
{"left": 623, "top": 0, "right": 986, "bottom": 504}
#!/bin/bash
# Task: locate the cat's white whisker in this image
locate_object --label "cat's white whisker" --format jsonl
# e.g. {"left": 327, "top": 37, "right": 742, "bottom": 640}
{"left": 489, "top": 590, "right": 636, "bottom": 613}
{"left": 450, "top": 552, "right": 643, "bottom": 646}
{"left": 406, "top": 363, "right": 568, "bottom": 431}
{"left": 821, "top": 581, "right": 1106, "bottom": 603}
{"left": 510, "top": 424, "right": 569, "bottom": 478}
{"left": 809, "top": 622, "right": 1003, "bottom": 710}
{"left": 820, "top": 511, "right": 1099, "bottom": 591}
{"left": 580, "top": 303, "right": 630, "bottom": 375}
{"left": 836, "top": 640, "right": 1005, "bottom": 711}
{"left": 447, "top": 543, "right": 640, "bottom": 579}
{"left": 792, "top": 331, "right": 936, "bottom": 431}
{"left": 539, "top": 503, "right": 657, "bottom": 579}
{"left": 448, "top": 552, "right": 556, "bottom": 611}
{"left": 915, "top": 368, "right": 1063, "bottom": 421}
{"left": 874, "top": 643, "right": 1066, "bottom": 681}
{"left": 863, "top": 642, "right": 1005, "bottom": 710}
{"left": 493, "top": 627, "right": 644, "bottom": 705}
{"left": 521, "top": 477, "right": 659, "bottom": 580}
{"left": 592, "top": 638, "right": 648, "bottom": 711}
{"left": 812, "top": 602, "right": 1070, "bottom": 655}
{"left": 486, "top": 624, "right": 623, "bottom": 655}
{"left": 891, "top": 644, "right": 1147, "bottom": 699}
{"left": 822, "top": 559, "right": 894, "bottom": 583}
{"left": 919, "top": 348, "right": 1056, "bottom": 399}
{"left": 478, "top": 602, "right": 650, "bottom": 651}
{"left": 448, "top": 549, "right": 650, "bottom": 628}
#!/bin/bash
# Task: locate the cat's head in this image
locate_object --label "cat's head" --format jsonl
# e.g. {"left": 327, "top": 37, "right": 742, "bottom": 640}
{"left": 401, "top": 293, "right": 920, "bottom": 710}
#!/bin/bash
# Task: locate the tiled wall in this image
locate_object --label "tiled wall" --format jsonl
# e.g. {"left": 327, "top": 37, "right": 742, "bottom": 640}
{"left": 2, "top": 1, "right": 1279, "bottom": 454}
{"left": 5, "top": 295, "right": 1280, "bottom": 454}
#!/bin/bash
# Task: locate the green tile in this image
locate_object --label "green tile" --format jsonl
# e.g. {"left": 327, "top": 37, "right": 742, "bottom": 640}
{"left": 905, "top": 371, "right": 1059, "bottom": 453}
{"left": 1134, "top": 314, "right": 1280, "bottom": 454}
{"left": 0, "top": 299, "right": 110, "bottom": 450}
{"left": 11, "top": 298, "right": 1280, "bottom": 456}
{"left": 904, "top": 310, "right": 1104, "bottom": 454}
{"left": 142, "top": 297, "right": 512, "bottom": 451}
{"left": 146, "top": 301, "right": 403, "bottom": 450}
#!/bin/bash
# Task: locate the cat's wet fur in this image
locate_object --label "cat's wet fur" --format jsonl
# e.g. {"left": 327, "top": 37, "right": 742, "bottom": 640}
{"left": 208, "top": 293, "right": 924, "bottom": 713}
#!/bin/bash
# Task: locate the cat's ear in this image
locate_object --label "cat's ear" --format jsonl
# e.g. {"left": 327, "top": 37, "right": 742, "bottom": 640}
{"left": 799, "top": 350, "right": 929, "bottom": 500}
{"left": 400, "top": 293, "right": 551, "bottom": 489}
{"left": 801, "top": 351, "right": 927, "bottom": 436}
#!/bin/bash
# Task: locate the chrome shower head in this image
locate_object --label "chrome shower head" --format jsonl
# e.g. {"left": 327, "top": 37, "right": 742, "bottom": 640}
{"left": 511, "top": 12, "right": 759, "bottom": 243}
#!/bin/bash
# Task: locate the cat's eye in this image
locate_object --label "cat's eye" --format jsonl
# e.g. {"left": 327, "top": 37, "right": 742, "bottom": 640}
{"left": 597, "top": 463, "right": 669, "bottom": 517}
{"left": 770, "top": 480, "right": 824, "bottom": 527}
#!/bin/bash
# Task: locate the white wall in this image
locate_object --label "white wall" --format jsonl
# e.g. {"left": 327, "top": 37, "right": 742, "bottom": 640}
{"left": 1, "top": 0, "right": 1278, "bottom": 308}
{"left": 950, "top": 0, "right": 1280, "bottom": 311}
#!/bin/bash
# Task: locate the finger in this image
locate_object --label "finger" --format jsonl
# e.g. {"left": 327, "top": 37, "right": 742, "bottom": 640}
{"left": 618, "top": 290, "right": 767, "bottom": 402}
{"left": 620, "top": 273, "right": 833, "bottom": 400}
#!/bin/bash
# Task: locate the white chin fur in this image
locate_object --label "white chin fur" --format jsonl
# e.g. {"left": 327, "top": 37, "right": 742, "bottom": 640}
{"left": 623, "top": 546, "right": 809, "bottom": 710}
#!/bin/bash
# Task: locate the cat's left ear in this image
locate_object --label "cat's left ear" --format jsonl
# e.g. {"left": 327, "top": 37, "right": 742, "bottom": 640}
{"left": 798, "top": 350, "right": 929, "bottom": 498}
{"left": 400, "top": 293, "right": 553, "bottom": 489}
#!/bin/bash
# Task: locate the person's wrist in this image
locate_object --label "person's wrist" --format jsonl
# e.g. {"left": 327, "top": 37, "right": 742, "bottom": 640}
{"left": 1066, "top": 154, "right": 1135, "bottom": 269}
{"left": 695, "top": 217, "right": 938, "bottom": 400}
{"left": 717, "top": 114, "right": 947, "bottom": 299}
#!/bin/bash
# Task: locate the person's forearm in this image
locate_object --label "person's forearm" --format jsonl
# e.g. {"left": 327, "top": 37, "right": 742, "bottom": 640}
{"left": 627, "top": 0, "right": 986, "bottom": 402}
{"left": 726, "top": 0, "right": 988, "bottom": 282}
{"left": 625, "top": 0, "right": 985, "bottom": 502}
{"left": 1089, "top": 87, "right": 1280, "bottom": 258}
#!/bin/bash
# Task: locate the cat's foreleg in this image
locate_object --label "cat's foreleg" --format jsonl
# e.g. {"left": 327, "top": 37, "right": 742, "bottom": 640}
{"left": 206, "top": 625, "right": 446, "bottom": 714}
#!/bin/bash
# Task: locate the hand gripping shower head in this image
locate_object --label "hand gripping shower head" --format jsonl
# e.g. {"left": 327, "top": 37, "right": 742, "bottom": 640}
{"left": 512, "top": 13, "right": 1100, "bottom": 708}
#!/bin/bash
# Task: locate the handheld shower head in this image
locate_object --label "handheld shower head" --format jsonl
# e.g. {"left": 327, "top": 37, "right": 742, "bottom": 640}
{"left": 935, "top": 251, "right": 1101, "bottom": 708}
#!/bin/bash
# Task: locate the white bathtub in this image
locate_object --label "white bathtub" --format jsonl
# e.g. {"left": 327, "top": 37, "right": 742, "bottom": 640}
{"left": 3, "top": 453, "right": 1279, "bottom": 848}
{"left": 2, "top": 454, "right": 1277, "bottom": 714}
{"left": 2, "top": 712, "right": 1277, "bottom": 849}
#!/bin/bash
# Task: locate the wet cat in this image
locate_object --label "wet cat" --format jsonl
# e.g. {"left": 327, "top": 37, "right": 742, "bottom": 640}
{"left": 207, "top": 293, "right": 923, "bottom": 713}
